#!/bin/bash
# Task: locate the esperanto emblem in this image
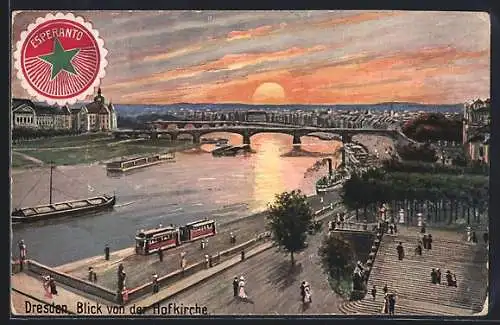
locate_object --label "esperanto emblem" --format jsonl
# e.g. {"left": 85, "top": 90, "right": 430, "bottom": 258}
{"left": 14, "top": 13, "right": 108, "bottom": 106}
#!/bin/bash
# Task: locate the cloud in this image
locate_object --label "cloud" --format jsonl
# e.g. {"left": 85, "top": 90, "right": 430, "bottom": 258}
{"left": 226, "top": 25, "right": 275, "bottom": 41}
{"left": 104, "top": 45, "right": 328, "bottom": 91}
{"left": 10, "top": 11, "right": 490, "bottom": 104}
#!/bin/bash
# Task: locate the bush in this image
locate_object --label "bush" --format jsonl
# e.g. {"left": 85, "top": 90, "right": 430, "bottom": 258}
{"left": 402, "top": 113, "right": 463, "bottom": 142}
{"left": 396, "top": 143, "right": 438, "bottom": 162}
{"left": 12, "top": 128, "right": 81, "bottom": 141}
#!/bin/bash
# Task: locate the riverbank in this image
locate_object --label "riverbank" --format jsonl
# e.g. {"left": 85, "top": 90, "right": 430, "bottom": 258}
{"left": 12, "top": 197, "right": 345, "bottom": 316}
{"left": 12, "top": 133, "right": 197, "bottom": 168}
{"left": 51, "top": 190, "right": 341, "bottom": 290}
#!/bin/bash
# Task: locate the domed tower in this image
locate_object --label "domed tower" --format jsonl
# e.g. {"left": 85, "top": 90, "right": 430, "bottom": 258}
{"left": 94, "top": 87, "right": 105, "bottom": 103}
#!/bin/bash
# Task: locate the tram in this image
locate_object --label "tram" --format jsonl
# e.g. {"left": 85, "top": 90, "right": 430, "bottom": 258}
{"left": 135, "top": 219, "right": 217, "bottom": 255}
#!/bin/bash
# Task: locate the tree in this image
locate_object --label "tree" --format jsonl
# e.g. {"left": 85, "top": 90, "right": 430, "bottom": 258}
{"left": 318, "top": 232, "right": 356, "bottom": 297}
{"left": 267, "top": 190, "right": 314, "bottom": 266}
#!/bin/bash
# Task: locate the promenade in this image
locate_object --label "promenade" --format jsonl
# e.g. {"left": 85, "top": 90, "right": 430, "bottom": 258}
{"left": 62, "top": 212, "right": 268, "bottom": 291}
{"left": 12, "top": 192, "right": 343, "bottom": 317}
{"left": 146, "top": 213, "right": 342, "bottom": 315}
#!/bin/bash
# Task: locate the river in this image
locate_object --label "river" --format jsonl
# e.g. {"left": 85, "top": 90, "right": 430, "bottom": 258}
{"left": 11, "top": 133, "right": 342, "bottom": 266}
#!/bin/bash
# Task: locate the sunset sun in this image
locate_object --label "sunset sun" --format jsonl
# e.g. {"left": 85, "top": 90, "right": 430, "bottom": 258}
{"left": 252, "top": 82, "right": 286, "bottom": 103}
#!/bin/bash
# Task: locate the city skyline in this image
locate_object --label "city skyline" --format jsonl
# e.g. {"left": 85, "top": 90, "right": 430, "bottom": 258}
{"left": 12, "top": 10, "right": 490, "bottom": 105}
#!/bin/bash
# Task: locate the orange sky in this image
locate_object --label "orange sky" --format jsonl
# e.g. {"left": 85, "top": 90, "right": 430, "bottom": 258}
{"left": 11, "top": 10, "right": 490, "bottom": 105}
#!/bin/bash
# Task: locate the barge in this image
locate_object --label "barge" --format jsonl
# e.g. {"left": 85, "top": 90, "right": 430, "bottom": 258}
{"left": 106, "top": 152, "right": 175, "bottom": 173}
{"left": 12, "top": 195, "right": 116, "bottom": 223}
{"left": 11, "top": 163, "right": 116, "bottom": 223}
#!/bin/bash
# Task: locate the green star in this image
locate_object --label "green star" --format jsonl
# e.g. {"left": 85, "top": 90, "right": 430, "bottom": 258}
{"left": 39, "top": 37, "right": 80, "bottom": 80}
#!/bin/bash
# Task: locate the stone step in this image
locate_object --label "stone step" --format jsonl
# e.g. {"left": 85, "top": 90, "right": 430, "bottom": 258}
{"left": 361, "top": 227, "right": 489, "bottom": 314}
{"left": 339, "top": 299, "right": 458, "bottom": 316}
{"left": 367, "top": 277, "right": 486, "bottom": 310}
{"left": 371, "top": 255, "right": 487, "bottom": 271}
{"left": 353, "top": 296, "right": 474, "bottom": 315}
{"left": 370, "top": 252, "right": 486, "bottom": 268}
{"left": 382, "top": 236, "right": 487, "bottom": 251}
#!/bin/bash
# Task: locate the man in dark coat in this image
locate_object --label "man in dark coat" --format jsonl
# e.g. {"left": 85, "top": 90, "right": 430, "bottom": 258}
{"left": 427, "top": 234, "right": 433, "bottom": 250}
{"left": 431, "top": 269, "right": 437, "bottom": 284}
{"left": 388, "top": 294, "right": 396, "bottom": 315}
{"left": 158, "top": 249, "right": 164, "bottom": 262}
{"left": 300, "top": 281, "right": 306, "bottom": 302}
{"left": 472, "top": 232, "right": 478, "bottom": 243}
{"left": 484, "top": 232, "right": 489, "bottom": 244}
{"left": 152, "top": 273, "right": 159, "bottom": 293}
{"left": 49, "top": 277, "right": 58, "bottom": 295}
{"left": 396, "top": 242, "right": 404, "bottom": 260}
{"left": 233, "top": 277, "right": 239, "bottom": 297}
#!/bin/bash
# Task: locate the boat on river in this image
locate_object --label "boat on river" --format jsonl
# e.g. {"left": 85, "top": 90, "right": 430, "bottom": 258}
{"left": 12, "top": 164, "right": 116, "bottom": 223}
{"left": 106, "top": 152, "right": 175, "bottom": 173}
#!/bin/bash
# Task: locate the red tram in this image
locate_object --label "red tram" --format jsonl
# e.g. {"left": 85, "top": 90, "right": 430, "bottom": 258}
{"left": 135, "top": 219, "right": 217, "bottom": 255}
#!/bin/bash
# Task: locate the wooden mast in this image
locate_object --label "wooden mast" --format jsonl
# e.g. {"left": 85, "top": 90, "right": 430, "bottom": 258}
{"left": 49, "top": 161, "right": 54, "bottom": 204}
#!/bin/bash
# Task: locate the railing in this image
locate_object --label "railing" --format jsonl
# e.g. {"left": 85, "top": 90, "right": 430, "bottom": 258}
{"left": 26, "top": 260, "right": 117, "bottom": 302}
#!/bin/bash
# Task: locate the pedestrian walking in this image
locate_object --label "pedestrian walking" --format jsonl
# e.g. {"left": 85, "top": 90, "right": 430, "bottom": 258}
{"left": 303, "top": 282, "right": 312, "bottom": 303}
{"left": 158, "top": 248, "right": 164, "bottom": 262}
{"left": 180, "top": 252, "right": 187, "bottom": 270}
{"left": 382, "top": 293, "right": 389, "bottom": 314}
{"left": 49, "top": 276, "right": 58, "bottom": 295}
{"left": 88, "top": 267, "right": 97, "bottom": 283}
{"left": 42, "top": 275, "right": 52, "bottom": 299}
{"left": 388, "top": 294, "right": 396, "bottom": 315}
{"left": 233, "top": 277, "right": 239, "bottom": 297}
{"left": 152, "top": 273, "right": 159, "bottom": 294}
{"left": 238, "top": 276, "right": 248, "bottom": 299}
{"left": 396, "top": 242, "right": 405, "bottom": 260}
{"left": 18, "top": 240, "right": 27, "bottom": 271}
{"left": 104, "top": 244, "right": 110, "bottom": 261}
{"left": 205, "top": 254, "right": 210, "bottom": 269}
{"left": 241, "top": 250, "right": 245, "bottom": 261}
{"left": 371, "top": 285, "right": 377, "bottom": 300}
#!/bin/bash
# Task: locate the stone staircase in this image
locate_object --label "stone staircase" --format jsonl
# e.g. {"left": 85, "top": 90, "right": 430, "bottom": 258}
{"left": 339, "top": 226, "right": 488, "bottom": 316}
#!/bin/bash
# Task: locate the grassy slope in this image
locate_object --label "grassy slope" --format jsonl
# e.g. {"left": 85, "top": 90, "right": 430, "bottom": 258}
{"left": 12, "top": 134, "right": 195, "bottom": 167}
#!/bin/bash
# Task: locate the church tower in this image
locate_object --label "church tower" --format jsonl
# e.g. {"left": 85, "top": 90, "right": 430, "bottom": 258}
{"left": 94, "top": 87, "right": 105, "bottom": 104}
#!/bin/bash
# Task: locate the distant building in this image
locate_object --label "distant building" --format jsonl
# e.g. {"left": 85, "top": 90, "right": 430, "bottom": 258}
{"left": 12, "top": 98, "right": 72, "bottom": 130}
{"left": 12, "top": 88, "right": 117, "bottom": 133}
{"left": 463, "top": 99, "right": 490, "bottom": 164}
{"left": 83, "top": 88, "right": 117, "bottom": 131}
{"left": 246, "top": 110, "right": 268, "bottom": 122}
{"left": 70, "top": 106, "right": 89, "bottom": 132}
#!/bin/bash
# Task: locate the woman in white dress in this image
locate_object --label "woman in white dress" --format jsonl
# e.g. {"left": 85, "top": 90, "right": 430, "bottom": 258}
{"left": 238, "top": 276, "right": 247, "bottom": 299}
{"left": 303, "top": 282, "right": 312, "bottom": 303}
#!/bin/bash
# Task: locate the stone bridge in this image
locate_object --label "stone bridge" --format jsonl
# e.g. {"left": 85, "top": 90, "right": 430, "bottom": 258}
{"left": 114, "top": 125, "right": 408, "bottom": 145}
{"left": 146, "top": 120, "right": 303, "bottom": 129}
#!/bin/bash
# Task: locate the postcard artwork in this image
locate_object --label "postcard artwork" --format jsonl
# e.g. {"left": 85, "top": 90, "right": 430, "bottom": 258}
{"left": 10, "top": 10, "right": 489, "bottom": 318}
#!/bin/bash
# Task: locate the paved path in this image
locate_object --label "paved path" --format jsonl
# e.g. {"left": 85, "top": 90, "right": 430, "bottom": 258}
{"left": 148, "top": 217, "right": 343, "bottom": 316}
{"left": 11, "top": 272, "right": 118, "bottom": 316}
{"left": 11, "top": 241, "right": 273, "bottom": 316}
{"left": 62, "top": 213, "right": 268, "bottom": 292}
{"left": 12, "top": 151, "right": 44, "bottom": 165}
